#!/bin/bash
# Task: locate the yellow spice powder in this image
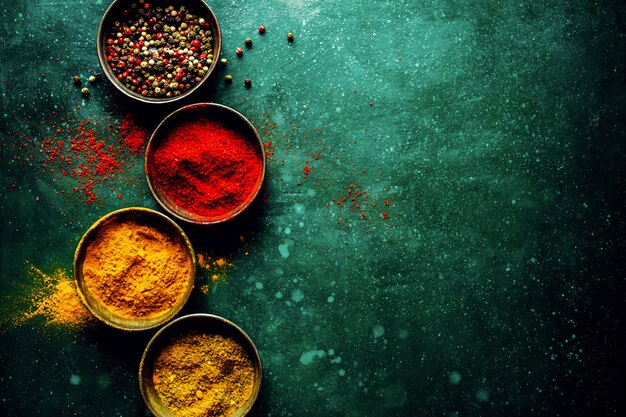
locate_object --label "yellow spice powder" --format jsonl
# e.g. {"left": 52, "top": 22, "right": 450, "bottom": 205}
{"left": 20, "top": 263, "right": 93, "bottom": 327}
{"left": 153, "top": 332, "right": 255, "bottom": 417}
{"left": 81, "top": 219, "right": 192, "bottom": 320}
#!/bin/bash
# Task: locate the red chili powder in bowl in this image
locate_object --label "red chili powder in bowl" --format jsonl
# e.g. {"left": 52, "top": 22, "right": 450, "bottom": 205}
{"left": 147, "top": 104, "right": 264, "bottom": 223}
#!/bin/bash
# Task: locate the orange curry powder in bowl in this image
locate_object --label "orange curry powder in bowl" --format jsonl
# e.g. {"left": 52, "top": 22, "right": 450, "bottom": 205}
{"left": 74, "top": 207, "right": 196, "bottom": 331}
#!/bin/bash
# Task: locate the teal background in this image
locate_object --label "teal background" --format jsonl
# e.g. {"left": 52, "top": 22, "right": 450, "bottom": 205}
{"left": 1, "top": 0, "right": 624, "bottom": 416}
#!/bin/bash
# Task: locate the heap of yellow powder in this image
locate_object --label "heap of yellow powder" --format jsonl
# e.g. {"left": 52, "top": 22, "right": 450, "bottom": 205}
{"left": 152, "top": 332, "right": 255, "bottom": 417}
{"left": 81, "top": 219, "right": 193, "bottom": 320}
{"left": 21, "top": 263, "right": 92, "bottom": 326}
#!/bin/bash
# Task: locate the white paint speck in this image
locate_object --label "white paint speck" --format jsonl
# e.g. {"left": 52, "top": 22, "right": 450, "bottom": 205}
{"left": 372, "top": 324, "right": 385, "bottom": 338}
{"left": 299, "top": 349, "right": 326, "bottom": 365}
{"left": 70, "top": 375, "right": 81, "bottom": 385}
{"left": 278, "top": 241, "right": 293, "bottom": 258}
{"left": 293, "top": 203, "right": 305, "bottom": 214}
{"left": 448, "top": 371, "right": 462, "bottom": 385}
{"left": 291, "top": 289, "right": 304, "bottom": 303}
{"left": 476, "top": 389, "right": 490, "bottom": 402}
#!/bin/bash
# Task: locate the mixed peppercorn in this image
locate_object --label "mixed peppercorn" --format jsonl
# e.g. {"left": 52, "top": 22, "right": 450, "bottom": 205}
{"left": 103, "top": 1, "right": 215, "bottom": 98}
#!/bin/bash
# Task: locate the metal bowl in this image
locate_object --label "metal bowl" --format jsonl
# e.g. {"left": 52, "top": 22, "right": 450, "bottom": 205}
{"left": 145, "top": 103, "right": 266, "bottom": 225}
{"left": 139, "top": 314, "right": 263, "bottom": 417}
{"left": 96, "top": 0, "right": 222, "bottom": 104}
{"left": 74, "top": 207, "right": 196, "bottom": 331}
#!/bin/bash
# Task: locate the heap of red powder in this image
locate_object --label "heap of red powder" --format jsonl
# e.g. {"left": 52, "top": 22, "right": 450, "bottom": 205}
{"left": 150, "top": 116, "right": 263, "bottom": 219}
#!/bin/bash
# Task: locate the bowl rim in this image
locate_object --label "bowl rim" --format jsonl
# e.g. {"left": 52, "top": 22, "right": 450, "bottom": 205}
{"left": 144, "top": 102, "right": 267, "bottom": 225}
{"left": 73, "top": 207, "right": 196, "bottom": 331}
{"left": 96, "top": 0, "right": 222, "bottom": 104}
{"left": 138, "top": 313, "right": 263, "bottom": 417}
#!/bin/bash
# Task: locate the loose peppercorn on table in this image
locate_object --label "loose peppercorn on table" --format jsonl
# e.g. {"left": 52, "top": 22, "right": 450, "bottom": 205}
{"left": 0, "top": 1, "right": 624, "bottom": 416}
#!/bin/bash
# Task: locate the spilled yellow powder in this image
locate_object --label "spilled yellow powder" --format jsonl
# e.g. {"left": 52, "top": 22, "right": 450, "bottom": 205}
{"left": 21, "top": 263, "right": 93, "bottom": 326}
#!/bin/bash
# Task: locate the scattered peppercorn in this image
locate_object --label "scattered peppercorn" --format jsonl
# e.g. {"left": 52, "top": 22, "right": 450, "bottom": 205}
{"left": 73, "top": 76, "right": 81, "bottom": 85}
{"left": 287, "top": 32, "right": 294, "bottom": 42}
{"left": 258, "top": 25, "right": 266, "bottom": 35}
{"left": 81, "top": 87, "right": 90, "bottom": 96}
{"left": 225, "top": 74, "right": 233, "bottom": 84}
{"left": 244, "top": 78, "right": 252, "bottom": 88}
{"left": 236, "top": 47, "right": 243, "bottom": 57}
{"left": 245, "top": 37, "right": 252, "bottom": 48}
{"left": 220, "top": 58, "right": 227, "bottom": 66}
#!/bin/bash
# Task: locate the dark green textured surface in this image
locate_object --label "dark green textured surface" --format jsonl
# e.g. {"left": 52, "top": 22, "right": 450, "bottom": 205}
{"left": 1, "top": 1, "right": 624, "bottom": 416}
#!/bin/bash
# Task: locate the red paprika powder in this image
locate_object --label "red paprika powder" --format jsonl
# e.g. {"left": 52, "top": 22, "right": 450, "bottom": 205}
{"left": 149, "top": 113, "right": 264, "bottom": 221}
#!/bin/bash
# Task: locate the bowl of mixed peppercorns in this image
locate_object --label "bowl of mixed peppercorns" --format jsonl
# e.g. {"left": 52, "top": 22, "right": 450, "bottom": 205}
{"left": 97, "top": 0, "right": 221, "bottom": 103}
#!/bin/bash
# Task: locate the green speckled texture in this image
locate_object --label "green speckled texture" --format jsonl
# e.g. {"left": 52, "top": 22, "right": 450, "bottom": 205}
{"left": 1, "top": 1, "right": 624, "bottom": 416}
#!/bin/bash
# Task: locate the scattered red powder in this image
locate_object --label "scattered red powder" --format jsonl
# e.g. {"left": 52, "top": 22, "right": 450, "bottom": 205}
{"left": 39, "top": 120, "right": 122, "bottom": 203}
{"left": 303, "top": 165, "right": 311, "bottom": 176}
{"left": 119, "top": 115, "right": 149, "bottom": 154}
{"left": 263, "top": 140, "right": 276, "bottom": 161}
{"left": 333, "top": 182, "right": 368, "bottom": 210}
{"left": 329, "top": 182, "right": 395, "bottom": 229}
{"left": 5, "top": 110, "right": 152, "bottom": 206}
{"left": 150, "top": 116, "right": 264, "bottom": 220}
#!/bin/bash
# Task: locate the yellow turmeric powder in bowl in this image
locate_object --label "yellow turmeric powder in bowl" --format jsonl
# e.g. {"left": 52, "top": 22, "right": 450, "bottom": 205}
{"left": 74, "top": 207, "right": 195, "bottom": 331}
{"left": 140, "top": 314, "right": 262, "bottom": 417}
